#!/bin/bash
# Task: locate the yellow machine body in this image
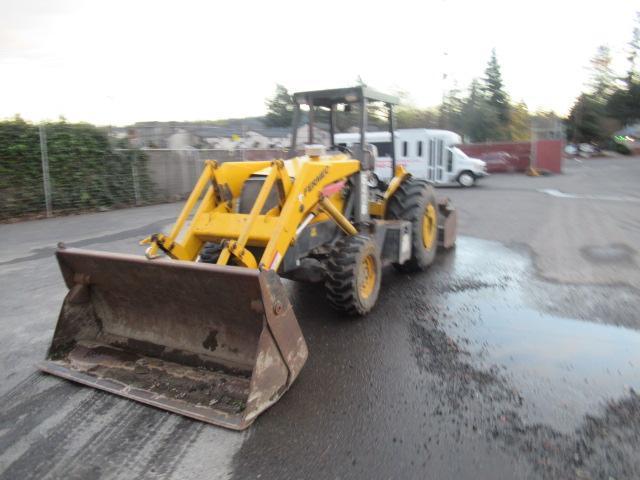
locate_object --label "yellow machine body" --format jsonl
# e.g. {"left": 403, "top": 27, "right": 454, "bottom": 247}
{"left": 39, "top": 86, "right": 457, "bottom": 430}
{"left": 40, "top": 152, "right": 416, "bottom": 430}
{"left": 140, "top": 153, "right": 362, "bottom": 270}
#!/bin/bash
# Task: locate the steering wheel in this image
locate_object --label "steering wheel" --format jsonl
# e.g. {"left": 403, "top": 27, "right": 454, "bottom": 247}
{"left": 332, "top": 144, "right": 354, "bottom": 156}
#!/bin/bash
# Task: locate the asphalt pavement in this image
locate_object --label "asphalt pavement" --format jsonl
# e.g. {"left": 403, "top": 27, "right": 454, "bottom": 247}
{"left": 0, "top": 156, "right": 639, "bottom": 480}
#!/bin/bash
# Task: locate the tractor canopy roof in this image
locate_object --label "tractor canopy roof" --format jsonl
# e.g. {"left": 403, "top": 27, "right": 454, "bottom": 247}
{"left": 292, "top": 86, "right": 399, "bottom": 108}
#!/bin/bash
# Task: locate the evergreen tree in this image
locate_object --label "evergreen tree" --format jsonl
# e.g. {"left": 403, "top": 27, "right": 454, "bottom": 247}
{"left": 567, "top": 44, "right": 625, "bottom": 142}
{"left": 509, "top": 102, "right": 531, "bottom": 141}
{"left": 608, "top": 14, "right": 640, "bottom": 126}
{"left": 625, "top": 12, "right": 640, "bottom": 87}
{"left": 588, "top": 45, "right": 615, "bottom": 102}
{"left": 264, "top": 85, "right": 294, "bottom": 127}
{"left": 607, "top": 81, "right": 640, "bottom": 126}
{"left": 396, "top": 106, "right": 439, "bottom": 129}
{"left": 482, "top": 49, "right": 510, "bottom": 128}
{"left": 460, "top": 79, "right": 499, "bottom": 142}
{"left": 439, "top": 86, "right": 464, "bottom": 132}
{"left": 567, "top": 94, "right": 605, "bottom": 143}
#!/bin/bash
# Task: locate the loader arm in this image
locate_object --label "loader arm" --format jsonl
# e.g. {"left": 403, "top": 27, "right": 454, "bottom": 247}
{"left": 258, "top": 157, "right": 359, "bottom": 270}
{"left": 140, "top": 159, "right": 274, "bottom": 260}
{"left": 143, "top": 155, "right": 361, "bottom": 271}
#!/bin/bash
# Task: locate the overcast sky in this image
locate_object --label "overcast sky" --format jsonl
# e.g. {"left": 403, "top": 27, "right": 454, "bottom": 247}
{"left": 1, "top": 0, "right": 638, "bottom": 125}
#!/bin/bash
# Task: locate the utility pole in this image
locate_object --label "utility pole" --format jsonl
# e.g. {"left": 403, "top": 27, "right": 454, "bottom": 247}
{"left": 39, "top": 124, "right": 53, "bottom": 217}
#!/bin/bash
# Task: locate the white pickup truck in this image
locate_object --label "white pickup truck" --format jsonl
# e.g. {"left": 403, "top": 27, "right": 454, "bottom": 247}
{"left": 335, "top": 128, "right": 488, "bottom": 187}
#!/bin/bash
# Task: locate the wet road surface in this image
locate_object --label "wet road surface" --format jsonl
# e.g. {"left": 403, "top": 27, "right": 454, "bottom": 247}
{"left": 232, "top": 237, "right": 640, "bottom": 480}
{"left": 1, "top": 157, "right": 639, "bottom": 479}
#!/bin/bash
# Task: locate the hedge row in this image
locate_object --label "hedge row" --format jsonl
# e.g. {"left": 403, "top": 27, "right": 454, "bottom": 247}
{"left": 0, "top": 119, "right": 154, "bottom": 219}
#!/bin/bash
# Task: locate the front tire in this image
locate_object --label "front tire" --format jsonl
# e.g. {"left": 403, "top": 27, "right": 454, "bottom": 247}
{"left": 325, "top": 235, "right": 382, "bottom": 315}
{"left": 198, "top": 243, "right": 224, "bottom": 263}
{"left": 198, "top": 243, "right": 261, "bottom": 266}
{"left": 458, "top": 171, "right": 475, "bottom": 187}
{"left": 386, "top": 178, "right": 438, "bottom": 273}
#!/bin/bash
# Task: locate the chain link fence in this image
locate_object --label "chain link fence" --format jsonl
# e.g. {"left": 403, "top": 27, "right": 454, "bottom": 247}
{"left": 1, "top": 122, "right": 156, "bottom": 220}
{"left": 137, "top": 148, "right": 287, "bottom": 201}
{"left": 0, "top": 120, "right": 288, "bottom": 221}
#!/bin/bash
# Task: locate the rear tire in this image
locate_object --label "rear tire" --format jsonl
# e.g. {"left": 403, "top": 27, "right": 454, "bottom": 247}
{"left": 386, "top": 178, "right": 438, "bottom": 273}
{"left": 325, "top": 235, "right": 382, "bottom": 316}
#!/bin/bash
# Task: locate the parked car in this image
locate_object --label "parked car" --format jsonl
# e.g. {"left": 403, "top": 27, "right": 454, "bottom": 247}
{"left": 578, "top": 143, "right": 599, "bottom": 157}
{"left": 565, "top": 143, "right": 600, "bottom": 158}
{"left": 479, "top": 151, "right": 518, "bottom": 173}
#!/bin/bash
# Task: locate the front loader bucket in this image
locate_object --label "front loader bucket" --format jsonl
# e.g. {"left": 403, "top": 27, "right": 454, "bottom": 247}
{"left": 39, "top": 248, "right": 308, "bottom": 430}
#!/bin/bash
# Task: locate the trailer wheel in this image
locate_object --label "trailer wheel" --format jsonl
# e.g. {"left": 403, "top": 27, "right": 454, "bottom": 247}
{"left": 325, "top": 235, "right": 381, "bottom": 315}
{"left": 386, "top": 178, "right": 438, "bottom": 272}
{"left": 457, "top": 171, "right": 475, "bottom": 187}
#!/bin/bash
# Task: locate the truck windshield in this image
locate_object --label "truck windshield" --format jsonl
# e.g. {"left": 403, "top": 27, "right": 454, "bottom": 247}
{"left": 450, "top": 147, "right": 468, "bottom": 159}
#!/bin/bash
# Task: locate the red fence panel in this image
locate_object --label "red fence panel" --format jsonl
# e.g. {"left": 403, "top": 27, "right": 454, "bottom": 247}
{"left": 458, "top": 142, "right": 531, "bottom": 173}
{"left": 458, "top": 140, "right": 563, "bottom": 174}
{"left": 535, "top": 140, "right": 563, "bottom": 173}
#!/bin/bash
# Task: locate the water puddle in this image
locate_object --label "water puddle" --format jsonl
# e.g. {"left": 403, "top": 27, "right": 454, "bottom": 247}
{"left": 538, "top": 188, "right": 640, "bottom": 203}
{"left": 440, "top": 238, "right": 640, "bottom": 432}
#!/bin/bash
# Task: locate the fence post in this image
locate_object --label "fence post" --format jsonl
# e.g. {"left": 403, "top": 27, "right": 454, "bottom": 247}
{"left": 130, "top": 150, "right": 142, "bottom": 205}
{"left": 38, "top": 124, "right": 53, "bottom": 217}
